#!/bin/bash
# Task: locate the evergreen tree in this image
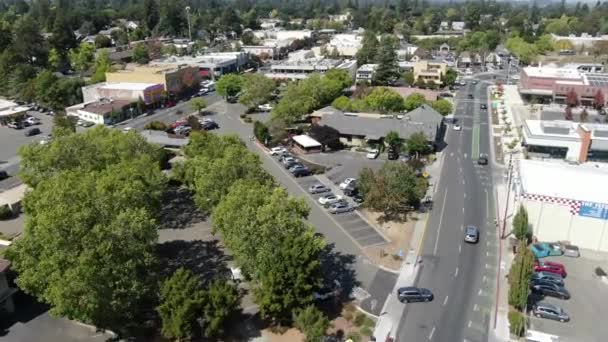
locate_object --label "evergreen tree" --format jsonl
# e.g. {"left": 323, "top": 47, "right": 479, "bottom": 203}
{"left": 373, "top": 35, "right": 399, "bottom": 85}
{"left": 356, "top": 30, "right": 379, "bottom": 66}
{"left": 143, "top": 0, "right": 160, "bottom": 32}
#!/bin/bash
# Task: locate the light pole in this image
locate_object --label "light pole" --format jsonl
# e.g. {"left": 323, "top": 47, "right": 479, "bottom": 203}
{"left": 501, "top": 152, "right": 514, "bottom": 239}
{"left": 185, "top": 6, "right": 192, "bottom": 43}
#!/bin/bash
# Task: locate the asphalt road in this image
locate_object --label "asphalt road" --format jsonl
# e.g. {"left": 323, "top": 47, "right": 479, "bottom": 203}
{"left": 397, "top": 78, "right": 500, "bottom": 342}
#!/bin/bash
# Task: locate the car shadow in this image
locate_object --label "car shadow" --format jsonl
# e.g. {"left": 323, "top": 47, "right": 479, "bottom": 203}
{"left": 158, "top": 186, "right": 207, "bottom": 230}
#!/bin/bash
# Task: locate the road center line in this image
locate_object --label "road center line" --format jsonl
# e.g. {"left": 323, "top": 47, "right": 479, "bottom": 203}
{"left": 459, "top": 244, "right": 462, "bottom": 253}
{"left": 443, "top": 296, "right": 449, "bottom": 306}
{"left": 464, "top": 192, "right": 467, "bottom": 199}
{"left": 433, "top": 190, "right": 449, "bottom": 255}
{"left": 454, "top": 267, "right": 459, "bottom": 277}
{"left": 429, "top": 326, "right": 436, "bottom": 340}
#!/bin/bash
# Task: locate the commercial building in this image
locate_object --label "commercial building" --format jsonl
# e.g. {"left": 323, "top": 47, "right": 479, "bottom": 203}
{"left": 519, "top": 65, "right": 608, "bottom": 106}
{"left": 356, "top": 64, "right": 377, "bottom": 83}
{"left": 550, "top": 33, "right": 608, "bottom": 49}
{"left": 517, "top": 159, "right": 608, "bottom": 252}
{"left": 66, "top": 99, "right": 133, "bottom": 125}
{"left": 254, "top": 29, "right": 312, "bottom": 41}
{"left": 312, "top": 34, "right": 363, "bottom": 58}
{"left": 151, "top": 52, "right": 248, "bottom": 80}
{"left": 106, "top": 64, "right": 200, "bottom": 95}
{"left": 413, "top": 60, "right": 447, "bottom": 85}
{"left": 310, "top": 104, "right": 444, "bottom": 147}
{"left": 0, "top": 99, "right": 29, "bottom": 125}
{"left": 81, "top": 82, "right": 164, "bottom": 104}
{"left": 265, "top": 57, "right": 357, "bottom": 81}
{"left": 522, "top": 119, "right": 608, "bottom": 163}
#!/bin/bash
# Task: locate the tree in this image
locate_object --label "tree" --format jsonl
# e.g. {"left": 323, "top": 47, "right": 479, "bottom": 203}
{"left": 216, "top": 74, "right": 243, "bottom": 98}
{"left": 91, "top": 50, "right": 111, "bottom": 83}
{"left": 94, "top": 35, "right": 112, "bottom": 49}
{"left": 133, "top": 43, "right": 150, "bottom": 64}
{"left": 356, "top": 30, "right": 379, "bottom": 65}
{"left": 404, "top": 93, "right": 427, "bottom": 111}
{"left": 512, "top": 205, "right": 529, "bottom": 241}
{"left": 407, "top": 132, "right": 430, "bottom": 156}
{"left": 47, "top": 48, "right": 61, "bottom": 71}
{"left": 535, "top": 34, "right": 554, "bottom": 54}
{"left": 565, "top": 106, "right": 573, "bottom": 120}
{"left": 239, "top": 73, "right": 276, "bottom": 108}
{"left": 385, "top": 131, "right": 402, "bottom": 148}
{"left": 52, "top": 114, "right": 77, "bottom": 136}
{"left": 331, "top": 95, "right": 352, "bottom": 111}
{"left": 358, "top": 162, "right": 427, "bottom": 221}
{"left": 364, "top": 87, "right": 405, "bottom": 113}
{"left": 49, "top": 12, "right": 77, "bottom": 56}
{"left": 505, "top": 36, "right": 538, "bottom": 65}
{"left": 190, "top": 98, "right": 207, "bottom": 114}
{"left": 508, "top": 241, "right": 535, "bottom": 311}
{"left": 442, "top": 68, "right": 458, "bottom": 87}
{"left": 68, "top": 42, "right": 96, "bottom": 76}
{"left": 565, "top": 89, "right": 579, "bottom": 107}
{"left": 241, "top": 30, "right": 257, "bottom": 45}
{"left": 373, "top": 35, "right": 399, "bottom": 85}
{"left": 309, "top": 124, "right": 343, "bottom": 151}
{"left": 11, "top": 16, "right": 47, "bottom": 66}
{"left": 402, "top": 71, "right": 415, "bottom": 86}
{"left": 294, "top": 305, "right": 331, "bottom": 342}
{"left": 431, "top": 99, "right": 453, "bottom": 116}
{"left": 201, "top": 280, "right": 240, "bottom": 338}
{"left": 554, "top": 39, "right": 574, "bottom": 51}
{"left": 157, "top": 268, "right": 205, "bottom": 341}
{"left": 464, "top": 2, "right": 481, "bottom": 30}
{"left": 143, "top": 0, "right": 160, "bottom": 31}
{"left": 253, "top": 120, "right": 271, "bottom": 145}
{"left": 593, "top": 90, "right": 605, "bottom": 110}
{"left": 325, "top": 68, "right": 353, "bottom": 89}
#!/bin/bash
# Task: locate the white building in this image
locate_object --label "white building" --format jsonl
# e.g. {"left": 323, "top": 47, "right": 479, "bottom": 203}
{"left": 81, "top": 82, "right": 164, "bottom": 104}
{"left": 314, "top": 34, "right": 363, "bottom": 58}
{"left": 265, "top": 57, "right": 357, "bottom": 81}
{"left": 518, "top": 159, "right": 608, "bottom": 252}
{"left": 550, "top": 33, "right": 608, "bottom": 49}
{"left": 152, "top": 52, "right": 248, "bottom": 79}
{"left": 260, "top": 19, "right": 283, "bottom": 29}
{"left": 356, "top": 64, "right": 378, "bottom": 83}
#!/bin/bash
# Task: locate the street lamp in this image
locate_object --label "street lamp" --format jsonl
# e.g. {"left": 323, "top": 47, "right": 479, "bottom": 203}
{"left": 185, "top": 6, "right": 192, "bottom": 44}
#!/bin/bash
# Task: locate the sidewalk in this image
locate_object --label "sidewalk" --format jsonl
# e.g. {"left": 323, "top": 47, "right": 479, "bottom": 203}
{"left": 372, "top": 151, "right": 445, "bottom": 340}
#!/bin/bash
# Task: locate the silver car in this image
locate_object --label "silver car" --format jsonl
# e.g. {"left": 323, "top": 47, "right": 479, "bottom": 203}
{"left": 464, "top": 225, "right": 479, "bottom": 243}
{"left": 308, "top": 183, "right": 330, "bottom": 194}
{"left": 532, "top": 302, "right": 570, "bottom": 322}
{"left": 328, "top": 201, "right": 354, "bottom": 214}
{"left": 562, "top": 244, "right": 580, "bottom": 258}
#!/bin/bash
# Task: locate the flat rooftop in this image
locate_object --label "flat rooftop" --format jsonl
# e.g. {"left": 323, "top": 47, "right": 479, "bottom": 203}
{"left": 522, "top": 66, "right": 583, "bottom": 80}
{"left": 81, "top": 99, "right": 132, "bottom": 115}
{"left": 519, "top": 159, "right": 608, "bottom": 204}
{"left": 99, "top": 82, "right": 160, "bottom": 91}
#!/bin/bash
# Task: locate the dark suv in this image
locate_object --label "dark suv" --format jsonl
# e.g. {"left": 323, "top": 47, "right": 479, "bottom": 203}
{"left": 397, "top": 287, "right": 434, "bottom": 303}
{"left": 530, "top": 281, "right": 570, "bottom": 300}
{"left": 387, "top": 147, "right": 399, "bottom": 160}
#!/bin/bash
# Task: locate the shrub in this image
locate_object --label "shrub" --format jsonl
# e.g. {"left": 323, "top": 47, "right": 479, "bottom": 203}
{"left": 240, "top": 113, "right": 247, "bottom": 119}
{"left": 359, "top": 326, "right": 373, "bottom": 336}
{"left": 144, "top": 120, "right": 168, "bottom": 131}
{"left": 354, "top": 312, "right": 367, "bottom": 327}
{"left": 508, "top": 310, "right": 526, "bottom": 337}
{"left": 0, "top": 205, "right": 12, "bottom": 220}
{"left": 243, "top": 116, "right": 253, "bottom": 123}
{"left": 343, "top": 312, "right": 353, "bottom": 321}
{"left": 346, "top": 332, "right": 361, "bottom": 342}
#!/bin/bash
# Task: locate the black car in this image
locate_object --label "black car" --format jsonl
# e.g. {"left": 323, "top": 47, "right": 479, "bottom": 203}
{"left": 480, "top": 104, "right": 487, "bottom": 110}
{"left": 397, "top": 287, "right": 434, "bottom": 303}
{"left": 202, "top": 121, "right": 219, "bottom": 130}
{"left": 467, "top": 94, "right": 474, "bottom": 99}
{"left": 387, "top": 147, "right": 399, "bottom": 160}
{"left": 477, "top": 153, "right": 488, "bottom": 165}
{"left": 0, "top": 170, "right": 8, "bottom": 181}
{"left": 284, "top": 160, "right": 301, "bottom": 169}
{"left": 353, "top": 193, "right": 364, "bottom": 203}
{"left": 343, "top": 184, "right": 358, "bottom": 197}
{"left": 290, "top": 166, "right": 310, "bottom": 177}
{"left": 24, "top": 127, "right": 41, "bottom": 136}
{"left": 530, "top": 281, "right": 570, "bottom": 300}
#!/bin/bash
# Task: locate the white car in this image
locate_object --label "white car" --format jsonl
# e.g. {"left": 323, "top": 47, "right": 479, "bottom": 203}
{"left": 270, "top": 146, "right": 287, "bottom": 155}
{"left": 257, "top": 103, "right": 273, "bottom": 112}
{"left": 25, "top": 117, "right": 40, "bottom": 125}
{"left": 122, "top": 127, "right": 133, "bottom": 133}
{"left": 339, "top": 178, "right": 356, "bottom": 190}
{"left": 366, "top": 149, "right": 379, "bottom": 159}
{"left": 453, "top": 124, "right": 462, "bottom": 131}
{"left": 318, "top": 193, "right": 342, "bottom": 205}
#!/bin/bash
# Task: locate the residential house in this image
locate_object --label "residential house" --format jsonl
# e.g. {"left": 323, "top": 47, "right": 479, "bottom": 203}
{"left": 413, "top": 60, "right": 447, "bottom": 85}
{"left": 410, "top": 48, "right": 432, "bottom": 62}
{"left": 356, "top": 64, "right": 378, "bottom": 84}
{"left": 451, "top": 21, "right": 466, "bottom": 32}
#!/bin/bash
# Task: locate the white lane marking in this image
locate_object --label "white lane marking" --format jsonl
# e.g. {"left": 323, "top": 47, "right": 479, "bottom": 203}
{"left": 483, "top": 275, "right": 487, "bottom": 282}
{"left": 461, "top": 224, "right": 464, "bottom": 231}
{"left": 474, "top": 304, "right": 479, "bottom": 311}
{"left": 463, "top": 179, "right": 466, "bottom": 185}
{"left": 433, "top": 189, "right": 449, "bottom": 255}
{"left": 464, "top": 192, "right": 467, "bottom": 199}
{"left": 462, "top": 207, "right": 465, "bottom": 213}
{"left": 429, "top": 326, "right": 436, "bottom": 340}
{"left": 486, "top": 251, "right": 490, "bottom": 257}
{"left": 485, "top": 263, "right": 491, "bottom": 269}
{"left": 443, "top": 296, "right": 449, "bottom": 306}
{"left": 464, "top": 153, "right": 468, "bottom": 158}
{"left": 468, "top": 321, "right": 472, "bottom": 328}
{"left": 454, "top": 267, "right": 459, "bottom": 277}
{"left": 459, "top": 244, "right": 462, "bottom": 253}
{"left": 459, "top": 167, "right": 462, "bottom": 173}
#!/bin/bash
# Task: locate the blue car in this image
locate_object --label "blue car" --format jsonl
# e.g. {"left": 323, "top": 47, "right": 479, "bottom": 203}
{"left": 531, "top": 244, "right": 551, "bottom": 259}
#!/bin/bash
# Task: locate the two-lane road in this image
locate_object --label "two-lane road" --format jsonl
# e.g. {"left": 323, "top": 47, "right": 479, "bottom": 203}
{"left": 397, "top": 80, "right": 499, "bottom": 342}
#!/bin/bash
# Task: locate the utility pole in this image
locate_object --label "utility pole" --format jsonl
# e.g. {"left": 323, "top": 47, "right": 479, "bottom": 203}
{"left": 185, "top": 6, "right": 192, "bottom": 43}
{"left": 502, "top": 152, "right": 514, "bottom": 239}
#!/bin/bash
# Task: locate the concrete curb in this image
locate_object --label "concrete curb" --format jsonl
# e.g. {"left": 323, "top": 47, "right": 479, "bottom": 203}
{"left": 355, "top": 303, "right": 381, "bottom": 319}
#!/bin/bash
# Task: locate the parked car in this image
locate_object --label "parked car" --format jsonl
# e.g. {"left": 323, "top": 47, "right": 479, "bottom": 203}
{"left": 366, "top": 149, "right": 379, "bottom": 159}
{"left": 171, "top": 120, "right": 188, "bottom": 128}
{"left": 353, "top": 193, "right": 364, "bottom": 203}
{"left": 278, "top": 154, "right": 293, "bottom": 163}
{"left": 561, "top": 244, "right": 580, "bottom": 258}
{"left": 343, "top": 185, "right": 358, "bottom": 197}
{"left": 532, "top": 302, "right": 570, "bottom": 322}
{"left": 453, "top": 123, "right": 462, "bottom": 131}
{"left": 257, "top": 103, "right": 273, "bottom": 112}
{"left": 290, "top": 165, "right": 310, "bottom": 177}
{"left": 328, "top": 201, "right": 354, "bottom": 214}
{"left": 7, "top": 121, "right": 23, "bottom": 129}
{"left": 464, "top": 225, "right": 479, "bottom": 243}
{"left": 387, "top": 147, "right": 399, "bottom": 160}
{"left": 24, "top": 127, "right": 41, "bottom": 136}
{"left": 174, "top": 126, "right": 191, "bottom": 136}
{"left": 467, "top": 94, "right": 474, "bottom": 99}
{"left": 532, "top": 243, "right": 563, "bottom": 258}
{"left": 284, "top": 160, "right": 301, "bottom": 169}
{"left": 270, "top": 146, "right": 287, "bottom": 155}
{"left": 530, "top": 281, "right": 570, "bottom": 300}
{"left": 532, "top": 272, "right": 564, "bottom": 286}
{"left": 477, "top": 153, "right": 488, "bottom": 165}
{"left": 480, "top": 104, "right": 487, "bottom": 110}
{"left": 25, "top": 116, "right": 40, "bottom": 125}
{"left": 339, "top": 178, "right": 357, "bottom": 190}
{"left": 281, "top": 156, "right": 297, "bottom": 165}
{"left": 534, "top": 260, "right": 567, "bottom": 278}
{"left": 397, "top": 287, "right": 434, "bottom": 303}
{"left": 202, "top": 121, "right": 219, "bottom": 130}
{"left": 0, "top": 170, "right": 8, "bottom": 181}
{"left": 308, "top": 183, "right": 330, "bottom": 194}
{"left": 318, "top": 193, "right": 342, "bottom": 205}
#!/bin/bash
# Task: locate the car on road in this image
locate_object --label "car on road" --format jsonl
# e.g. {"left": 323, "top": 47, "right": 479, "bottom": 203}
{"left": 535, "top": 260, "right": 567, "bottom": 278}
{"left": 339, "top": 178, "right": 357, "bottom": 190}
{"left": 318, "top": 193, "right": 342, "bottom": 205}
{"left": 202, "top": 121, "right": 219, "bottom": 130}
{"left": 532, "top": 272, "right": 564, "bottom": 286}
{"left": 453, "top": 123, "right": 462, "bottom": 131}
{"left": 532, "top": 302, "right": 570, "bottom": 322}
{"left": 308, "top": 183, "right": 330, "bottom": 194}
{"left": 530, "top": 281, "right": 570, "bottom": 300}
{"left": 477, "top": 153, "right": 488, "bottom": 165}
{"left": 397, "top": 287, "right": 434, "bottom": 303}
{"left": 366, "top": 149, "right": 379, "bottom": 159}
{"left": 467, "top": 94, "right": 474, "bottom": 99}
{"left": 270, "top": 146, "right": 287, "bottom": 155}
{"left": 257, "top": 103, "right": 273, "bottom": 112}
{"left": 464, "top": 225, "right": 479, "bottom": 243}
{"left": 561, "top": 244, "right": 580, "bottom": 258}
{"left": 25, "top": 127, "right": 41, "bottom": 136}
{"left": 328, "top": 201, "right": 355, "bottom": 214}
{"left": 480, "top": 104, "right": 487, "bottom": 110}
{"left": 290, "top": 165, "right": 310, "bottom": 177}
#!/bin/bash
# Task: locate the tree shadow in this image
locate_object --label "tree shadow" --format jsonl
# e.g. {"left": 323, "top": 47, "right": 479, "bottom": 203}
{"left": 0, "top": 290, "right": 50, "bottom": 337}
{"left": 156, "top": 239, "right": 232, "bottom": 284}
{"left": 316, "top": 243, "right": 359, "bottom": 320}
{"left": 158, "top": 186, "right": 207, "bottom": 230}
{"left": 222, "top": 311, "right": 265, "bottom": 342}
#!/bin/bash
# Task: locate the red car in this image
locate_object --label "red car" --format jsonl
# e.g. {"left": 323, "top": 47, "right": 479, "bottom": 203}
{"left": 171, "top": 120, "right": 187, "bottom": 128}
{"left": 534, "top": 260, "right": 567, "bottom": 278}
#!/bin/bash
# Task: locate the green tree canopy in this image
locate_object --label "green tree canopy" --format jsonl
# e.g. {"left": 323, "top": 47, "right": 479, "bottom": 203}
{"left": 239, "top": 73, "right": 276, "bottom": 108}
{"left": 91, "top": 49, "right": 112, "bottom": 83}
{"left": 294, "top": 305, "right": 331, "bottom": 342}
{"left": 407, "top": 132, "right": 430, "bottom": 156}
{"left": 356, "top": 30, "right": 379, "bottom": 65}
{"left": 216, "top": 74, "right": 243, "bottom": 98}
{"left": 402, "top": 71, "right": 415, "bottom": 86}
{"left": 201, "top": 279, "right": 240, "bottom": 338}
{"left": 373, "top": 35, "right": 399, "bottom": 85}
{"left": 404, "top": 93, "right": 427, "bottom": 111}
{"left": 365, "top": 87, "right": 405, "bottom": 113}
{"left": 385, "top": 131, "right": 402, "bottom": 148}
{"left": 133, "top": 43, "right": 150, "bottom": 64}
{"left": 68, "top": 42, "right": 96, "bottom": 76}
{"left": 431, "top": 99, "right": 453, "bottom": 116}
{"left": 512, "top": 205, "right": 529, "bottom": 241}
{"left": 190, "top": 98, "right": 207, "bottom": 114}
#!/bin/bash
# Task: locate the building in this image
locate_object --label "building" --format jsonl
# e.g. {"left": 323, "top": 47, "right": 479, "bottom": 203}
{"left": 66, "top": 99, "right": 133, "bottom": 125}
{"left": 310, "top": 104, "right": 444, "bottom": 147}
{"left": 106, "top": 64, "right": 200, "bottom": 95}
{"left": 519, "top": 66, "right": 608, "bottom": 106}
{"left": 550, "top": 33, "right": 608, "bottom": 49}
{"left": 410, "top": 48, "right": 432, "bottom": 62}
{"left": 312, "top": 34, "right": 363, "bottom": 58}
{"left": 151, "top": 52, "right": 248, "bottom": 80}
{"left": 0, "top": 99, "right": 29, "bottom": 125}
{"left": 260, "top": 19, "right": 283, "bottom": 29}
{"left": 328, "top": 11, "right": 352, "bottom": 22}
{"left": 291, "top": 134, "right": 322, "bottom": 154}
{"left": 413, "top": 60, "right": 447, "bottom": 85}
{"left": 517, "top": 159, "right": 608, "bottom": 252}
{"left": 356, "top": 64, "right": 378, "bottom": 83}
{"left": 0, "top": 259, "right": 17, "bottom": 315}
{"left": 265, "top": 57, "right": 357, "bottom": 81}
{"left": 255, "top": 29, "right": 312, "bottom": 41}
{"left": 522, "top": 119, "right": 608, "bottom": 163}
{"left": 81, "top": 82, "right": 164, "bottom": 104}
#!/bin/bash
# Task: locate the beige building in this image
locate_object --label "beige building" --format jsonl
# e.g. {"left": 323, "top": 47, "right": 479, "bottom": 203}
{"left": 105, "top": 64, "right": 200, "bottom": 95}
{"left": 413, "top": 60, "right": 447, "bottom": 85}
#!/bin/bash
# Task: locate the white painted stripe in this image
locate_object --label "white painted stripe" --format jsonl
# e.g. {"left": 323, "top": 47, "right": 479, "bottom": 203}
{"left": 468, "top": 321, "right": 472, "bottom": 328}
{"left": 464, "top": 192, "right": 467, "bottom": 199}
{"left": 474, "top": 304, "right": 479, "bottom": 311}
{"left": 429, "top": 326, "right": 436, "bottom": 340}
{"left": 459, "top": 244, "right": 462, "bottom": 253}
{"left": 443, "top": 296, "right": 449, "bottom": 306}
{"left": 454, "top": 267, "right": 459, "bottom": 277}
{"left": 478, "top": 289, "right": 483, "bottom": 295}
{"left": 433, "top": 190, "right": 449, "bottom": 255}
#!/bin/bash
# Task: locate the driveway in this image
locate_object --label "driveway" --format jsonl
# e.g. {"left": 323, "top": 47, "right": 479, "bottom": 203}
{"left": 528, "top": 252, "right": 608, "bottom": 342}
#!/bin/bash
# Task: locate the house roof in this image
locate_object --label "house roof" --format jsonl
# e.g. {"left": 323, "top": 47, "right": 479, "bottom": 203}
{"left": 313, "top": 104, "right": 443, "bottom": 141}
{"left": 292, "top": 134, "right": 321, "bottom": 148}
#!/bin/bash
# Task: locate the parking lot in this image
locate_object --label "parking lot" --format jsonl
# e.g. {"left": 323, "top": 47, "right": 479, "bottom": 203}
{"left": 0, "top": 111, "right": 52, "bottom": 162}
{"left": 528, "top": 251, "right": 608, "bottom": 342}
